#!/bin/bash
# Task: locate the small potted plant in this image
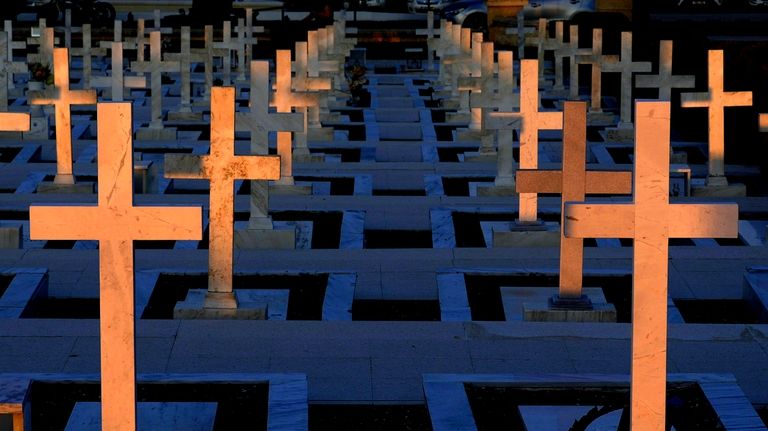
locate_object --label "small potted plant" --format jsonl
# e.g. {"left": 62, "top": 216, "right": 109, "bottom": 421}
{"left": 345, "top": 62, "right": 369, "bottom": 107}
{"left": 28, "top": 62, "right": 53, "bottom": 90}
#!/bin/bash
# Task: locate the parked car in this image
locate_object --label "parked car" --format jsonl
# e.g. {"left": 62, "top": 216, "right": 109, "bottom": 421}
{"left": 408, "top": 0, "right": 461, "bottom": 14}
{"left": 441, "top": 0, "right": 596, "bottom": 30}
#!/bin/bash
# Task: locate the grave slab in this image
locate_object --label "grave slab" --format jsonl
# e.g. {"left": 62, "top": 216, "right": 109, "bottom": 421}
{"left": 65, "top": 402, "right": 217, "bottom": 431}
{"left": 500, "top": 286, "right": 617, "bottom": 323}
{"left": 174, "top": 289, "right": 289, "bottom": 320}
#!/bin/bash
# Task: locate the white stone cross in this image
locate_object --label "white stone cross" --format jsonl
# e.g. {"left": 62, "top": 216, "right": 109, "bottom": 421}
{"left": 536, "top": 18, "right": 560, "bottom": 84}
{"left": 68, "top": 24, "right": 106, "bottom": 89}
{"left": 517, "top": 101, "right": 632, "bottom": 299}
{"left": 26, "top": 21, "right": 55, "bottom": 67}
{"left": 554, "top": 24, "right": 589, "bottom": 99}
{"left": 28, "top": 48, "right": 97, "bottom": 185}
{"left": 236, "top": 61, "right": 303, "bottom": 229}
{"left": 635, "top": 40, "right": 695, "bottom": 101}
{"left": 122, "top": 19, "right": 147, "bottom": 70}
{"left": 90, "top": 42, "right": 147, "bottom": 102}
{"left": 549, "top": 21, "right": 566, "bottom": 91}
{"left": 680, "top": 50, "right": 751, "bottom": 185}
{"left": 0, "top": 32, "right": 26, "bottom": 110}
{"left": 294, "top": 39, "right": 332, "bottom": 132}
{"left": 415, "top": 11, "right": 438, "bottom": 72}
{"left": 486, "top": 59, "right": 563, "bottom": 222}
{"left": 213, "top": 21, "right": 242, "bottom": 86}
{"left": 602, "top": 32, "right": 652, "bottom": 126}
{"left": 98, "top": 20, "right": 123, "bottom": 51}
{"left": 493, "top": 51, "right": 518, "bottom": 188}
{"left": 165, "top": 87, "right": 280, "bottom": 310}
{"left": 130, "top": 31, "right": 180, "bottom": 129}
{"left": 3, "top": 21, "right": 27, "bottom": 93}
{"left": 563, "top": 101, "right": 738, "bottom": 431}
{"left": 164, "top": 27, "right": 195, "bottom": 114}
{"left": 30, "top": 102, "right": 202, "bottom": 431}
{"left": 234, "top": 17, "right": 264, "bottom": 82}
{"left": 575, "top": 28, "right": 618, "bottom": 113}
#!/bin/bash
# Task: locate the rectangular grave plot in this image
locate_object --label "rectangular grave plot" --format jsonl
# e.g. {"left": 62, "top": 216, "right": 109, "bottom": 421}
{"left": 442, "top": 177, "right": 496, "bottom": 197}
{"left": 463, "top": 274, "right": 633, "bottom": 322}
{"left": 21, "top": 298, "right": 99, "bottom": 319}
{"left": 372, "top": 189, "right": 426, "bottom": 196}
{"left": 464, "top": 382, "right": 724, "bottom": 431}
{"left": 437, "top": 147, "right": 478, "bottom": 163}
{"left": 352, "top": 300, "right": 440, "bottom": 321}
{"left": 308, "top": 148, "right": 361, "bottom": 163}
{"left": 309, "top": 404, "right": 433, "bottom": 430}
{"left": 364, "top": 230, "right": 433, "bottom": 249}
{"left": 28, "top": 381, "right": 270, "bottom": 431}
{"left": 0, "top": 147, "right": 22, "bottom": 163}
{"left": 142, "top": 273, "right": 329, "bottom": 320}
{"left": 452, "top": 212, "right": 561, "bottom": 248}
{"left": 673, "top": 299, "right": 762, "bottom": 324}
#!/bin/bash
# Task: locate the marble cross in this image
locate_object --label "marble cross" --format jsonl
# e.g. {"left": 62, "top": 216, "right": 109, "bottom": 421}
{"left": 28, "top": 48, "right": 97, "bottom": 185}
{"left": 554, "top": 24, "right": 589, "bottom": 99}
{"left": 130, "top": 31, "right": 180, "bottom": 129}
{"left": 234, "top": 17, "right": 264, "bottom": 82}
{"left": 680, "top": 50, "right": 752, "bottom": 186}
{"left": 2, "top": 22, "right": 27, "bottom": 93}
{"left": 26, "top": 22, "right": 55, "bottom": 67}
{"left": 602, "top": 32, "right": 652, "bottom": 126}
{"left": 0, "top": 112, "right": 29, "bottom": 131}
{"left": 493, "top": 51, "right": 518, "bottom": 188}
{"left": 98, "top": 20, "right": 123, "bottom": 51}
{"left": 458, "top": 40, "right": 495, "bottom": 134}
{"left": 0, "top": 32, "right": 26, "bottom": 110}
{"left": 563, "top": 101, "right": 738, "bottom": 431}
{"left": 536, "top": 18, "right": 560, "bottom": 83}
{"left": 294, "top": 39, "right": 332, "bottom": 131}
{"left": 165, "top": 87, "right": 280, "bottom": 310}
{"left": 30, "top": 102, "right": 202, "bottom": 431}
{"left": 575, "top": 28, "right": 618, "bottom": 113}
{"left": 235, "top": 61, "right": 303, "bottom": 229}
{"left": 517, "top": 101, "right": 632, "bottom": 299}
{"left": 90, "top": 42, "right": 147, "bottom": 102}
{"left": 164, "top": 27, "right": 194, "bottom": 114}
{"left": 68, "top": 24, "right": 106, "bottom": 89}
{"left": 122, "top": 19, "right": 147, "bottom": 70}
{"left": 213, "top": 21, "right": 242, "bottom": 86}
{"left": 635, "top": 40, "right": 695, "bottom": 101}
{"left": 486, "top": 60, "right": 563, "bottom": 222}
{"left": 549, "top": 21, "right": 566, "bottom": 91}
{"left": 415, "top": 11, "right": 437, "bottom": 71}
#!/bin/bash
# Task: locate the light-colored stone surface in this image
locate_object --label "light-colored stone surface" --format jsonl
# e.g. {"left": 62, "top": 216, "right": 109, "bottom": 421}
{"left": 575, "top": 29, "right": 618, "bottom": 114}
{"left": 602, "top": 32, "right": 651, "bottom": 127}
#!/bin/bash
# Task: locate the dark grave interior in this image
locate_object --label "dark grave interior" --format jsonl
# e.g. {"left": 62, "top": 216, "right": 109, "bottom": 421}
{"left": 0, "top": 147, "right": 21, "bottom": 163}
{"left": 308, "top": 147, "right": 362, "bottom": 162}
{"left": 372, "top": 189, "right": 426, "bottom": 196}
{"left": 0, "top": 275, "right": 13, "bottom": 298}
{"left": 141, "top": 273, "right": 329, "bottom": 320}
{"left": 28, "top": 381, "right": 269, "bottom": 431}
{"left": 21, "top": 298, "right": 100, "bottom": 319}
{"left": 674, "top": 299, "right": 763, "bottom": 324}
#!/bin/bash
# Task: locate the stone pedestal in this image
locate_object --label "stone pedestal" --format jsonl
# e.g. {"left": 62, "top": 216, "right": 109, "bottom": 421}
{"left": 167, "top": 111, "right": 203, "bottom": 122}
{"left": 36, "top": 181, "right": 95, "bottom": 194}
{"left": 234, "top": 226, "right": 296, "bottom": 249}
{"left": 308, "top": 127, "right": 334, "bottom": 142}
{"left": 174, "top": 289, "right": 268, "bottom": 320}
{"left": 492, "top": 221, "right": 560, "bottom": 247}
{"left": 135, "top": 127, "right": 177, "bottom": 140}
{"left": 476, "top": 184, "right": 517, "bottom": 197}
{"left": 0, "top": 223, "right": 23, "bottom": 249}
{"left": 502, "top": 286, "right": 617, "bottom": 322}
{"left": 587, "top": 110, "right": 617, "bottom": 127}
{"left": 691, "top": 182, "right": 747, "bottom": 197}
{"left": 604, "top": 123, "right": 634, "bottom": 143}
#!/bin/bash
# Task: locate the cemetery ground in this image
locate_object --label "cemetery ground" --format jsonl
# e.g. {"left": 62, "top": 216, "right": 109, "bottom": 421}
{"left": 1, "top": 5, "right": 768, "bottom": 430}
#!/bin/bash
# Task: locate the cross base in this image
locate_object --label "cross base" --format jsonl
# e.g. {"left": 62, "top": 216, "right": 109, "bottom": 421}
{"left": 691, "top": 181, "right": 746, "bottom": 198}
{"left": 234, "top": 225, "right": 296, "bottom": 250}
{"left": 175, "top": 289, "right": 268, "bottom": 320}
{"left": 203, "top": 291, "right": 239, "bottom": 310}
{"left": 37, "top": 181, "right": 94, "bottom": 194}
{"left": 548, "top": 294, "right": 594, "bottom": 311}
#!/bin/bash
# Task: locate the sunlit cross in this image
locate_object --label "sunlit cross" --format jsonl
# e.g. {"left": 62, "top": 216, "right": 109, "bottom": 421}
{"left": 28, "top": 47, "right": 97, "bottom": 185}
{"left": 30, "top": 102, "right": 202, "bottom": 431}
{"left": 165, "top": 87, "right": 281, "bottom": 310}
{"left": 564, "top": 101, "right": 738, "bottom": 431}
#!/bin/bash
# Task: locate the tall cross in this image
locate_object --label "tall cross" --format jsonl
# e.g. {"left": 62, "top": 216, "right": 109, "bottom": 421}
{"left": 563, "top": 101, "right": 738, "bottom": 431}
{"left": 165, "top": 87, "right": 280, "bottom": 309}
{"left": 236, "top": 61, "right": 303, "bottom": 229}
{"left": 68, "top": 24, "right": 106, "bottom": 89}
{"left": 2, "top": 22, "right": 27, "bottom": 94}
{"left": 680, "top": 50, "right": 751, "bottom": 185}
{"left": 130, "top": 31, "right": 180, "bottom": 129}
{"left": 493, "top": 51, "right": 518, "bottom": 187}
{"left": 164, "top": 27, "right": 194, "bottom": 113}
{"left": 272, "top": 50, "right": 323, "bottom": 184}
{"left": 26, "top": 22, "right": 55, "bottom": 66}
{"left": 91, "top": 42, "right": 147, "bottom": 102}
{"left": 0, "top": 32, "right": 26, "bottom": 111}
{"left": 635, "top": 40, "right": 695, "bottom": 101}
{"left": 234, "top": 17, "right": 263, "bottom": 82}
{"left": 294, "top": 39, "right": 332, "bottom": 130}
{"left": 28, "top": 48, "right": 97, "bottom": 185}
{"left": 549, "top": 21, "right": 566, "bottom": 90}
{"left": 602, "top": 32, "right": 652, "bottom": 126}
{"left": 517, "top": 101, "right": 632, "bottom": 300}
{"left": 486, "top": 60, "right": 563, "bottom": 222}
{"left": 122, "top": 19, "right": 147, "bottom": 71}
{"left": 554, "top": 24, "right": 589, "bottom": 99}
{"left": 415, "top": 11, "right": 438, "bottom": 71}
{"left": 213, "top": 21, "right": 241, "bottom": 86}
{"left": 458, "top": 41, "right": 495, "bottom": 133}
{"left": 536, "top": 18, "right": 559, "bottom": 84}
{"left": 30, "top": 102, "right": 202, "bottom": 431}
{"left": 575, "top": 29, "right": 618, "bottom": 113}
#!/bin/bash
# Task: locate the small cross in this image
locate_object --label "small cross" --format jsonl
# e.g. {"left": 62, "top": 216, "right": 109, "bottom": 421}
{"left": 165, "top": 87, "right": 280, "bottom": 310}
{"left": 575, "top": 28, "right": 619, "bottom": 113}
{"left": 536, "top": 18, "right": 560, "bottom": 83}
{"left": 122, "top": 19, "right": 147, "bottom": 70}
{"left": 130, "top": 31, "right": 180, "bottom": 129}
{"left": 602, "top": 32, "right": 652, "bottom": 126}
{"left": 295, "top": 39, "right": 332, "bottom": 130}
{"left": 163, "top": 26, "right": 195, "bottom": 113}
{"left": 0, "top": 112, "right": 29, "bottom": 131}
{"left": 30, "top": 102, "right": 202, "bottom": 431}
{"left": 516, "top": 101, "right": 632, "bottom": 300}
{"left": 26, "top": 20, "right": 57, "bottom": 66}
{"left": 549, "top": 21, "right": 566, "bottom": 90}
{"left": 234, "top": 17, "right": 263, "bottom": 82}
{"left": 236, "top": 61, "right": 303, "bottom": 229}
{"left": 2, "top": 21, "right": 27, "bottom": 93}
{"left": 68, "top": 24, "right": 107, "bottom": 89}
{"left": 0, "top": 32, "right": 27, "bottom": 111}
{"left": 554, "top": 24, "right": 590, "bottom": 100}
{"left": 28, "top": 47, "right": 97, "bottom": 185}
{"left": 635, "top": 40, "right": 695, "bottom": 101}
{"left": 486, "top": 59, "right": 564, "bottom": 222}
{"left": 681, "top": 50, "right": 752, "bottom": 185}
{"left": 415, "top": 11, "right": 438, "bottom": 71}
{"left": 212, "top": 21, "right": 242, "bottom": 86}
{"left": 91, "top": 42, "right": 147, "bottom": 102}
{"left": 563, "top": 101, "right": 738, "bottom": 431}
{"left": 492, "top": 51, "right": 518, "bottom": 187}
{"left": 98, "top": 20, "right": 123, "bottom": 51}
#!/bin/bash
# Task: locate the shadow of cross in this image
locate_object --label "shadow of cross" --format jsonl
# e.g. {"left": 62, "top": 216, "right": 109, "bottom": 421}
{"left": 28, "top": 47, "right": 97, "bottom": 185}
{"left": 235, "top": 61, "right": 303, "bottom": 229}
{"left": 165, "top": 87, "right": 281, "bottom": 310}
{"left": 29, "top": 102, "right": 202, "bottom": 431}
{"left": 485, "top": 60, "right": 563, "bottom": 223}
{"left": 563, "top": 101, "right": 738, "bottom": 431}
{"left": 0, "top": 112, "right": 29, "bottom": 131}
{"left": 516, "top": 101, "right": 632, "bottom": 302}
{"left": 681, "top": 50, "right": 752, "bottom": 186}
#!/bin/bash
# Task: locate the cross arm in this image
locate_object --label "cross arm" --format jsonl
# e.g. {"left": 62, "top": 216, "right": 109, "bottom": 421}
{"left": 30, "top": 206, "right": 203, "bottom": 241}
{"left": 563, "top": 202, "right": 635, "bottom": 238}
{"left": 164, "top": 154, "right": 208, "bottom": 179}
{"left": 517, "top": 170, "right": 632, "bottom": 194}
{"left": 232, "top": 155, "right": 281, "bottom": 180}
{"left": 235, "top": 112, "right": 304, "bottom": 133}
{"left": 0, "top": 113, "right": 30, "bottom": 131}
{"left": 667, "top": 203, "right": 738, "bottom": 238}
{"left": 484, "top": 111, "right": 522, "bottom": 130}
{"left": 679, "top": 92, "right": 711, "bottom": 108}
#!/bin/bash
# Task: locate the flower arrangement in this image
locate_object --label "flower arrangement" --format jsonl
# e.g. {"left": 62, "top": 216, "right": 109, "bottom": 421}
{"left": 28, "top": 62, "right": 53, "bottom": 85}
{"left": 345, "top": 63, "right": 368, "bottom": 92}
